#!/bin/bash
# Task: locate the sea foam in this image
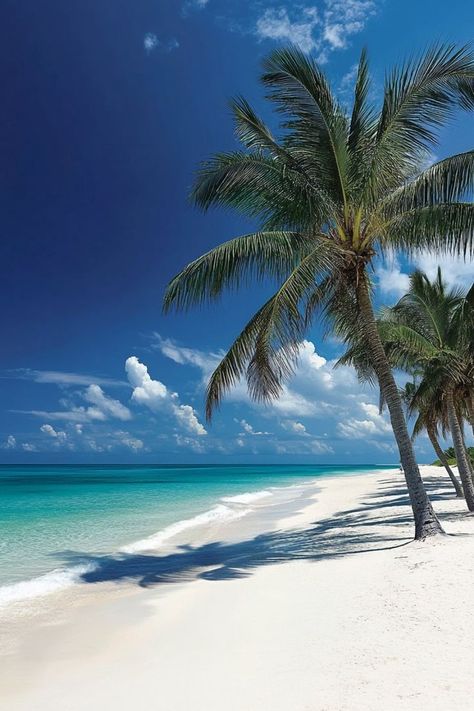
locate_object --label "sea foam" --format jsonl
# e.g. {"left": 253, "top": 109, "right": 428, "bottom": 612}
{"left": 0, "top": 562, "right": 98, "bottom": 608}
{"left": 221, "top": 490, "right": 273, "bottom": 504}
{"left": 121, "top": 503, "right": 251, "bottom": 554}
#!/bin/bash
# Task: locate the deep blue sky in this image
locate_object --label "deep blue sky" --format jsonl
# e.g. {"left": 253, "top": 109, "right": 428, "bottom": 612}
{"left": 1, "top": 0, "right": 473, "bottom": 463}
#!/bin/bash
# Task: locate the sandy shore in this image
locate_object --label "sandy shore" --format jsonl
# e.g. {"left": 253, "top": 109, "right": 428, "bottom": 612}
{"left": 2, "top": 465, "right": 474, "bottom": 710}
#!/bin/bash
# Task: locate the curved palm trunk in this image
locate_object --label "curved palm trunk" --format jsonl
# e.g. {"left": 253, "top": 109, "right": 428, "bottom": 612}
{"left": 426, "top": 426, "right": 464, "bottom": 498}
{"left": 446, "top": 390, "right": 474, "bottom": 511}
{"left": 356, "top": 277, "right": 444, "bottom": 539}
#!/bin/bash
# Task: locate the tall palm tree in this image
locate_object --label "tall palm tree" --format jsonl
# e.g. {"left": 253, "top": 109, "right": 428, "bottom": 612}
{"left": 381, "top": 269, "right": 474, "bottom": 509}
{"left": 164, "top": 45, "right": 474, "bottom": 539}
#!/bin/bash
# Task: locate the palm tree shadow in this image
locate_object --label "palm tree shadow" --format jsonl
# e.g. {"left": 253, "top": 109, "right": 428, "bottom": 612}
{"left": 56, "top": 475, "right": 466, "bottom": 591}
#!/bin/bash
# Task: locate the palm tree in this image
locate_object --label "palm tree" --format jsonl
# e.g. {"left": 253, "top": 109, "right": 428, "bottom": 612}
{"left": 399, "top": 382, "right": 464, "bottom": 498}
{"left": 381, "top": 269, "right": 474, "bottom": 509}
{"left": 164, "top": 45, "right": 474, "bottom": 539}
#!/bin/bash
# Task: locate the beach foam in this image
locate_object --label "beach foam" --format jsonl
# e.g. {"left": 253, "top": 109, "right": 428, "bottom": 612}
{"left": 221, "top": 490, "right": 273, "bottom": 504}
{"left": 0, "top": 563, "right": 98, "bottom": 609}
{"left": 121, "top": 504, "right": 252, "bottom": 554}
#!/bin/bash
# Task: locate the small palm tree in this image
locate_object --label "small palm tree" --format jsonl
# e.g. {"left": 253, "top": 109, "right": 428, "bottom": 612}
{"left": 382, "top": 269, "right": 474, "bottom": 509}
{"left": 399, "top": 382, "right": 464, "bottom": 498}
{"left": 165, "top": 45, "right": 474, "bottom": 539}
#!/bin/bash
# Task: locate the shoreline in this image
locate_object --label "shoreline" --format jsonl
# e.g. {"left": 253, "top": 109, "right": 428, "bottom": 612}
{"left": 0, "top": 465, "right": 393, "bottom": 613}
{"left": 3, "top": 464, "right": 474, "bottom": 710}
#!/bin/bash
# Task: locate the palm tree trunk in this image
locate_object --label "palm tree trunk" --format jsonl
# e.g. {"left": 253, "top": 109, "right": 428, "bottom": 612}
{"left": 356, "top": 276, "right": 444, "bottom": 539}
{"left": 458, "top": 413, "right": 474, "bottom": 485}
{"left": 466, "top": 395, "right": 474, "bottom": 438}
{"left": 446, "top": 389, "right": 474, "bottom": 511}
{"left": 426, "top": 426, "right": 464, "bottom": 498}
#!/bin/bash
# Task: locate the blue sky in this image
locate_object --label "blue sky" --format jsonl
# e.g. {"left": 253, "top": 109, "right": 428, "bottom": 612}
{"left": 1, "top": 0, "right": 473, "bottom": 463}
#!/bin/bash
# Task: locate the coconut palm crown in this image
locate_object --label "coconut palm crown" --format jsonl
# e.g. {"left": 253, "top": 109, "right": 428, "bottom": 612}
{"left": 164, "top": 44, "right": 474, "bottom": 539}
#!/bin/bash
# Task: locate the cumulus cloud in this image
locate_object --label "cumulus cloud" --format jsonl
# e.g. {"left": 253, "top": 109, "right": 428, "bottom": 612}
{"left": 377, "top": 255, "right": 411, "bottom": 299}
{"left": 338, "top": 401, "right": 392, "bottom": 439}
{"left": 83, "top": 384, "right": 132, "bottom": 421}
{"left": 125, "top": 356, "right": 207, "bottom": 436}
{"left": 281, "top": 420, "right": 307, "bottom": 435}
{"left": 40, "top": 423, "right": 68, "bottom": 442}
{"left": 173, "top": 404, "right": 207, "bottom": 436}
{"left": 22, "top": 443, "right": 37, "bottom": 452}
{"left": 126, "top": 356, "right": 170, "bottom": 408}
{"left": 1, "top": 435, "right": 17, "bottom": 450}
{"left": 157, "top": 335, "right": 400, "bottom": 459}
{"left": 14, "top": 385, "right": 131, "bottom": 424}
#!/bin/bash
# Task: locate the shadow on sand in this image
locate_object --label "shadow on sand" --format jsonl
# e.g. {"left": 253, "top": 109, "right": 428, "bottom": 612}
{"left": 57, "top": 475, "right": 466, "bottom": 591}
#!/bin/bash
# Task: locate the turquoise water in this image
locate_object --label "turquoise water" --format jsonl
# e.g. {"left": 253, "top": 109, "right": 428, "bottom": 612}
{"left": 0, "top": 464, "right": 394, "bottom": 605}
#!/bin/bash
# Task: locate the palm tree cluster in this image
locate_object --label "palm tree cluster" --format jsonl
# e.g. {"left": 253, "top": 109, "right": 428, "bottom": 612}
{"left": 164, "top": 44, "right": 474, "bottom": 540}
{"left": 380, "top": 269, "right": 474, "bottom": 510}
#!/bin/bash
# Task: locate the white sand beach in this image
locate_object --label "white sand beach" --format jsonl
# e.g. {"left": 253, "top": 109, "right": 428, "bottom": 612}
{"left": 2, "top": 465, "right": 474, "bottom": 711}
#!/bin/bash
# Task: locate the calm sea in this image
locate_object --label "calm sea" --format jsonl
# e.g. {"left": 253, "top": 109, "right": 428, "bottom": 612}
{"left": 0, "top": 464, "right": 394, "bottom": 607}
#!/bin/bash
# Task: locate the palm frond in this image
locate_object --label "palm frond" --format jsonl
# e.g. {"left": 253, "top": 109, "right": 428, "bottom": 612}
{"left": 163, "top": 231, "right": 315, "bottom": 312}
{"left": 261, "top": 46, "right": 350, "bottom": 210}
{"left": 368, "top": 43, "right": 474, "bottom": 197}
{"left": 386, "top": 203, "right": 474, "bottom": 256}
{"left": 382, "top": 150, "right": 474, "bottom": 215}
{"left": 246, "top": 245, "right": 336, "bottom": 402}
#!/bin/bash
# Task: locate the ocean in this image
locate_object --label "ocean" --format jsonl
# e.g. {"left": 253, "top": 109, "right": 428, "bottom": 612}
{"left": 0, "top": 464, "right": 394, "bottom": 608}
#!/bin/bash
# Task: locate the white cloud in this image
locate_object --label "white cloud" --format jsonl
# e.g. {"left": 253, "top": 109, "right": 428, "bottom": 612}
{"left": 156, "top": 335, "right": 218, "bottom": 375}
{"left": 256, "top": 7, "right": 319, "bottom": 54}
{"left": 412, "top": 251, "right": 474, "bottom": 290}
{"left": 254, "top": 1, "right": 377, "bottom": 59}
{"left": 377, "top": 255, "right": 411, "bottom": 299}
{"left": 174, "top": 434, "right": 207, "bottom": 453}
{"left": 159, "top": 336, "right": 359, "bottom": 422}
{"left": 84, "top": 384, "right": 132, "bottom": 422}
{"left": 235, "top": 418, "right": 271, "bottom": 436}
{"left": 14, "top": 386, "right": 131, "bottom": 424}
{"left": 339, "top": 64, "right": 358, "bottom": 94}
{"left": 377, "top": 250, "right": 474, "bottom": 302}
{"left": 114, "top": 431, "right": 144, "bottom": 451}
{"left": 281, "top": 420, "right": 307, "bottom": 435}
{"left": 125, "top": 356, "right": 207, "bottom": 436}
{"left": 10, "top": 369, "right": 125, "bottom": 388}
{"left": 144, "top": 33, "right": 159, "bottom": 53}
{"left": 173, "top": 404, "right": 207, "bottom": 436}
{"left": 126, "top": 356, "right": 170, "bottom": 408}
{"left": 338, "top": 401, "right": 392, "bottom": 439}
{"left": 22, "top": 443, "right": 37, "bottom": 452}
{"left": 144, "top": 33, "right": 179, "bottom": 54}
{"left": 40, "top": 423, "right": 68, "bottom": 442}
{"left": 323, "top": 0, "right": 376, "bottom": 49}
{"left": 309, "top": 439, "right": 334, "bottom": 454}
{"left": 1, "top": 435, "right": 17, "bottom": 450}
